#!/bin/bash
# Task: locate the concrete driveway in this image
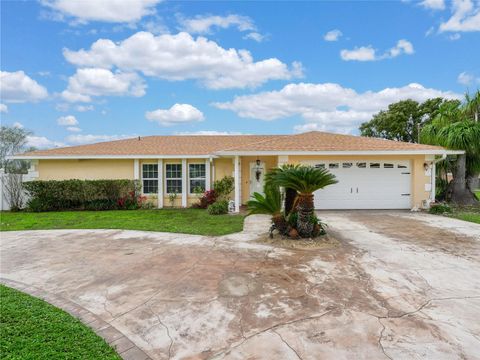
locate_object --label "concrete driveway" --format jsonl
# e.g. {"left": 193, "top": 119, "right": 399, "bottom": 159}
{"left": 1, "top": 211, "right": 479, "bottom": 360}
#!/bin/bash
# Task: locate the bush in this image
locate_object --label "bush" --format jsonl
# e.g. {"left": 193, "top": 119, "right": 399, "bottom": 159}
{"left": 207, "top": 200, "right": 229, "bottom": 215}
{"left": 429, "top": 203, "right": 452, "bottom": 214}
{"left": 194, "top": 189, "right": 217, "bottom": 209}
{"left": 23, "top": 179, "right": 141, "bottom": 212}
{"left": 213, "top": 176, "right": 234, "bottom": 201}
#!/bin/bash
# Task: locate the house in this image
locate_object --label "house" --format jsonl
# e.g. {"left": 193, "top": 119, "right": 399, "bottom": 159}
{"left": 11, "top": 131, "right": 460, "bottom": 212}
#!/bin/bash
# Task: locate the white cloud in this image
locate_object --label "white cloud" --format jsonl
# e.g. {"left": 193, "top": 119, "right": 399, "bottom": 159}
{"left": 0, "top": 103, "right": 7, "bottom": 113}
{"left": 214, "top": 82, "right": 462, "bottom": 134}
{"left": 26, "top": 135, "right": 64, "bottom": 148}
{"left": 324, "top": 29, "right": 342, "bottom": 41}
{"left": 340, "top": 46, "right": 377, "bottom": 61}
{"left": 0, "top": 71, "right": 48, "bottom": 103}
{"left": 57, "top": 115, "right": 78, "bottom": 126}
{"left": 13, "top": 122, "right": 23, "bottom": 129}
{"left": 340, "top": 39, "right": 414, "bottom": 61}
{"left": 175, "top": 130, "right": 244, "bottom": 136}
{"left": 66, "top": 126, "right": 82, "bottom": 132}
{"left": 439, "top": 0, "right": 480, "bottom": 32}
{"left": 75, "top": 105, "right": 94, "bottom": 112}
{"left": 457, "top": 71, "right": 480, "bottom": 85}
{"left": 40, "top": 0, "right": 161, "bottom": 24}
{"left": 420, "top": 0, "right": 446, "bottom": 10}
{"left": 65, "top": 134, "right": 133, "bottom": 144}
{"left": 63, "top": 31, "right": 302, "bottom": 89}
{"left": 448, "top": 33, "right": 462, "bottom": 40}
{"left": 243, "top": 32, "right": 266, "bottom": 42}
{"left": 146, "top": 103, "right": 205, "bottom": 126}
{"left": 61, "top": 68, "right": 146, "bottom": 102}
{"left": 177, "top": 14, "right": 255, "bottom": 34}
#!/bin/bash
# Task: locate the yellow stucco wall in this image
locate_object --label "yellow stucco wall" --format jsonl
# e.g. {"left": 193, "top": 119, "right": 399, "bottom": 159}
{"left": 288, "top": 154, "right": 431, "bottom": 208}
{"left": 36, "top": 154, "right": 432, "bottom": 209}
{"left": 37, "top": 159, "right": 134, "bottom": 180}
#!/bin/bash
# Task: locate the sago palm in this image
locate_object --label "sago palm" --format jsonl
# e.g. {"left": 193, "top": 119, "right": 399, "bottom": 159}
{"left": 269, "top": 166, "right": 337, "bottom": 237}
{"left": 247, "top": 183, "right": 287, "bottom": 234}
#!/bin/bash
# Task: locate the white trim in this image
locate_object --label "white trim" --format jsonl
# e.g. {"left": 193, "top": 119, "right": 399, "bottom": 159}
{"left": 205, "top": 158, "right": 211, "bottom": 191}
{"left": 158, "top": 159, "right": 163, "bottom": 208}
{"left": 165, "top": 162, "right": 182, "bottom": 195}
{"left": 7, "top": 150, "right": 462, "bottom": 160}
{"left": 133, "top": 159, "right": 140, "bottom": 180}
{"left": 182, "top": 159, "right": 187, "bottom": 208}
{"left": 215, "top": 150, "right": 464, "bottom": 156}
{"left": 234, "top": 155, "right": 240, "bottom": 213}
{"left": 7, "top": 154, "right": 217, "bottom": 160}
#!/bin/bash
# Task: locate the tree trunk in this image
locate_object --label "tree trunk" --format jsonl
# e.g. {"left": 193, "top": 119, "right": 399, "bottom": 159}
{"left": 284, "top": 188, "right": 297, "bottom": 215}
{"left": 272, "top": 214, "right": 287, "bottom": 235}
{"left": 466, "top": 174, "right": 479, "bottom": 193}
{"left": 296, "top": 193, "right": 314, "bottom": 238}
{"left": 447, "top": 154, "right": 479, "bottom": 205}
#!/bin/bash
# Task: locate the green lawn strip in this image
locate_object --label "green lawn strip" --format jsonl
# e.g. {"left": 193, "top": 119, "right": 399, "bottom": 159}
{"left": 448, "top": 211, "right": 480, "bottom": 224}
{"left": 0, "top": 209, "right": 244, "bottom": 236}
{"left": 0, "top": 285, "right": 120, "bottom": 360}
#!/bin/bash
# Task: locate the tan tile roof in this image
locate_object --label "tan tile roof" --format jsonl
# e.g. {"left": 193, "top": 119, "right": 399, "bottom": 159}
{"left": 18, "top": 131, "right": 443, "bottom": 157}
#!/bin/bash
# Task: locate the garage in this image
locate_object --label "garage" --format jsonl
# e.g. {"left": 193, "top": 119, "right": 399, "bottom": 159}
{"left": 309, "top": 160, "right": 412, "bottom": 210}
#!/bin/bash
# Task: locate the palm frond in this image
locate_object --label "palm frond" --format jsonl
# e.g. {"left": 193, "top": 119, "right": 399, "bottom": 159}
{"left": 268, "top": 165, "right": 337, "bottom": 194}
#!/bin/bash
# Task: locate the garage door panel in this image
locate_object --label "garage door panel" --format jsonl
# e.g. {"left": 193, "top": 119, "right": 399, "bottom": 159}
{"left": 308, "top": 160, "right": 412, "bottom": 210}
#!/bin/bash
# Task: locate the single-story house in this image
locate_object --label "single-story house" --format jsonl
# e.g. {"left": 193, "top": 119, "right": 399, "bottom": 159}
{"left": 11, "top": 131, "right": 460, "bottom": 212}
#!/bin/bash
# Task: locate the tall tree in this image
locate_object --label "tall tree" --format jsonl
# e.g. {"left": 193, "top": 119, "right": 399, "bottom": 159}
{"left": 421, "top": 100, "right": 480, "bottom": 205}
{"left": 0, "top": 126, "right": 33, "bottom": 173}
{"left": 360, "top": 98, "right": 460, "bottom": 143}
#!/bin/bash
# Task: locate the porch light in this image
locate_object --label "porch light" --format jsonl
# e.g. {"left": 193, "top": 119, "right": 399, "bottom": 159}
{"left": 255, "top": 159, "right": 262, "bottom": 182}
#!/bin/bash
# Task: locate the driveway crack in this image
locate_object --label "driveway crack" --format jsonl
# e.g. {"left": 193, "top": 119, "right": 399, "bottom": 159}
{"left": 148, "top": 306, "right": 174, "bottom": 360}
{"left": 272, "top": 329, "right": 303, "bottom": 360}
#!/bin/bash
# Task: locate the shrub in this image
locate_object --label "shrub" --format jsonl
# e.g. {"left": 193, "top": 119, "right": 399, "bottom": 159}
{"left": 213, "top": 176, "right": 234, "bottom": 201}
{"left": 429, "top": 203, "right": 452, "bottom": 214}
{"left": 207, "top": 200, "right": 229, "bottom": 215}
{"left": 195, "top": 189, "right": 217, "bottom": 209}
{"left": 23, "top": 179, "right": 141, "bottom": 212}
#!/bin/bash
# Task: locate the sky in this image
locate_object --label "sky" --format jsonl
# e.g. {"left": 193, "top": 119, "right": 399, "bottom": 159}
{"left": 1, "top": 0, "right": 479, "bottom": 149}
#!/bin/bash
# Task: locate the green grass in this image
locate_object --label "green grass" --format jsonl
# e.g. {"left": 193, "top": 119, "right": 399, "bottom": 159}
{"left": 0, "top": 285, "right": 120, "bottom": 360}
{"left": 448, "top": 211, "right": 480, "bottom": 224}
{"left": 0, "top": 209, "right": 244, "bottom": 236}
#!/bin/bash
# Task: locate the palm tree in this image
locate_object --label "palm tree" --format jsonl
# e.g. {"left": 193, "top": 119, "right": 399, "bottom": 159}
{"left": 268, "top": 166, "right": 337, "bottom": 237}
{"left": 247, "top": 183, "right": 287, "bottom": 235}
{"left": 421, "top": 99, "right": 480, "bottom": 205}
{"left": 265, "top": 164, "right": 299, "bottom": 216}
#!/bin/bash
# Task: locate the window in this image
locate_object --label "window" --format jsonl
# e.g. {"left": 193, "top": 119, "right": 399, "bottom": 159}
{"left": 329, "top": 163, "right": 339, "bottom": 169}
{"left": 189, "top": 163, "right": 206, "bottom": 194}
{"left": 356, "top": 162, "right": 366, "bottom": 168}
{"left": 166, "top": 164, "right": 182, "bottom": 194}
{"left": 314, "top": 163, "right": 325, "bottom": 169}
{"left": 342, "top": 162, "right": 353, "bottom": 168}
{"left": 142, "top": 164, "right": 158, "bottom": 194}
{"left": 370, "top": 162, "right": 380, "bottom": 168}
{"left": 384, "top": 163, "right": 394, "bottom": 168}
{"left": 397, "top": 164, "right": 407, "bottom": 169}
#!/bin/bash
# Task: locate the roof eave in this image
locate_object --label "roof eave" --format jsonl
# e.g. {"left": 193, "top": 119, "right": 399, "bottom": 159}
{"left": 7, "top": 154, "right": 219, "bottom": 160}
{"left": 215, "top": 150, "right": 459, "bottom": 156}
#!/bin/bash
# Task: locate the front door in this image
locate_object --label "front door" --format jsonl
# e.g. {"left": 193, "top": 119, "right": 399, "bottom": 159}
{"left": 249, "top": 161, "right": 266, "bottom": 197}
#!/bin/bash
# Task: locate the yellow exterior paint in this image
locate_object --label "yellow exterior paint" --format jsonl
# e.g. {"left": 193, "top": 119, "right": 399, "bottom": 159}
{"left": 36, "top": 153, "right": 433, "bottom": 209}
{"left": 37, "top": 159, "right": 134, "bottom": 180}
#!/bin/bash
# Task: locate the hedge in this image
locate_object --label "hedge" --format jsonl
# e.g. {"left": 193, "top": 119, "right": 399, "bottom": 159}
{"left": 23, "top": 179, "right": 141, "bottom": 212}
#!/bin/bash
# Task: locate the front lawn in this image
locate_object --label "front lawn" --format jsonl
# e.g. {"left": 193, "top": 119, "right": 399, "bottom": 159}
{"left": 0, "top": 209, "right": 244, "bottom": 236}
{"left": 448, "top": 211, "right": 480, "bottom": 224}
{"left": 0, "top": 285, "right": 120, "bottom": 360}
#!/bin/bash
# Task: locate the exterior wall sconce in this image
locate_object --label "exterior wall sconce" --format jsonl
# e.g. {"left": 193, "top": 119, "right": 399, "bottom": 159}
{"left": 255, "top": 159, "right": 262, "bottom": 182}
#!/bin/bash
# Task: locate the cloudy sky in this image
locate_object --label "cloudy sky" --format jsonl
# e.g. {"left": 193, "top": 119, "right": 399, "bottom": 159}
{"left": 0, "top": 0, "right": 479, "bottom": 148}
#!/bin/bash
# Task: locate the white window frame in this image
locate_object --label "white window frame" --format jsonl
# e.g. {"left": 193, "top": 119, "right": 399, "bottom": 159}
{"left": 188, "top": 163, "right": 206, "bottom": 195}
{"left": 142, "top": 163, "right": 159, "bottom": 194}
{"left": 165, "top": 163, "right": 182, "bottom": 195}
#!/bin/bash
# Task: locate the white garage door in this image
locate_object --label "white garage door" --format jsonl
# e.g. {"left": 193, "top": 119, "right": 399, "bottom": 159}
{"left": 308, "top": 160, "right": 412, "bottom": 210}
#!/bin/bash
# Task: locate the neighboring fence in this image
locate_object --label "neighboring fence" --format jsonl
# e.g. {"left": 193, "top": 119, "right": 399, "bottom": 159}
{"left": 0, "top": 169, "right": 36, "bottom": 211}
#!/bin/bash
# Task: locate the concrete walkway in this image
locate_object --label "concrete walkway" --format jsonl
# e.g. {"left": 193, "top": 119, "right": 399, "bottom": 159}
{"left": 1, "top": 212, "right": 479, "bottom": 359}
